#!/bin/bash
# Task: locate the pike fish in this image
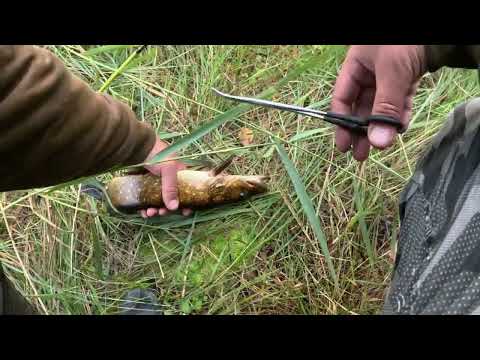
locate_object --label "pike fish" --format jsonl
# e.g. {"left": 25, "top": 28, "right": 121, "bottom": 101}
{"left": 82, "top": 157, "right": 270, "bottom": 214}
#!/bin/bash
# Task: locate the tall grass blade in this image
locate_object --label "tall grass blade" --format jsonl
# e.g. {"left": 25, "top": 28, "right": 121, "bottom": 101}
{"left": 84, "top": 45, "right": 133, "bottom": 57}
{"left": 274, "top": 140, "right": 338, "bottom": 286}
{"left": 99, "top": 45, "right": 147, "bottom": 92}
{"left": 353, "top": 179, "right": 374, "bottom": 265}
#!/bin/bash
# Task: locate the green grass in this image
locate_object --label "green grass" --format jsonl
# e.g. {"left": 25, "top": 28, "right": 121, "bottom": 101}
{"left": 1, "top": 45, "right": 479, "bottom": 315}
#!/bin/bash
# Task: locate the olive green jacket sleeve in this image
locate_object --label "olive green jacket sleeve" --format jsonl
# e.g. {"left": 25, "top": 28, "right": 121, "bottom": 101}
{"left": 0, "top": 45, "right": 156, "bottom": 191}
{"left": 425, "top": 45, "right": 480, "bottom": 72}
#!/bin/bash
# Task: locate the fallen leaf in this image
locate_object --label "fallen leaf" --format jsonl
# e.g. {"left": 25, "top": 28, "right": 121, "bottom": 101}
{"left": 238, "top": 127, "right": 254, "bottom": 146}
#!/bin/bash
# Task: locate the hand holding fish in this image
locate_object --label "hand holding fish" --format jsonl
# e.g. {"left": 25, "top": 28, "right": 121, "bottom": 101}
{"left": 141, "top": 137, "right": 193, "bottom": 218}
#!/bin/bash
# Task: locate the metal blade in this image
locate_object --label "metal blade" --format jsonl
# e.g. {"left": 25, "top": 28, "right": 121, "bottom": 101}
{"left": 212, "top": 88, "right": 327, "bottom": 117}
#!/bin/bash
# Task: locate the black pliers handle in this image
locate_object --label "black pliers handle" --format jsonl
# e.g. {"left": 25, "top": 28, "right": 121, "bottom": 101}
{"left": 323, "top": 112, "right": 404, "bottom": 135}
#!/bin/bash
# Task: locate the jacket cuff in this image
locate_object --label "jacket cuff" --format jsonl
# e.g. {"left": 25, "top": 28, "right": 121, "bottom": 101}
{"left": 424, "top": 45, "right": 453, "bottom": 72}
{"left": 424, "top": 45, "right": 480, "bottom": 72}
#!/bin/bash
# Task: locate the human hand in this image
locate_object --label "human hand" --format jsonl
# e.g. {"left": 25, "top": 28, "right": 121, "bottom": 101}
{"left": 141, "top": 137, "right": 192, "bottom": 218}
{"left": 331, "top": 45, "right": 427, "bottom": 161}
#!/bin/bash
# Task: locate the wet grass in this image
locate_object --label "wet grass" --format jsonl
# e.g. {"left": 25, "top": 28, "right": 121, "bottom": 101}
{"left": 1, "top": 45, "right": 479, "bottom": 314}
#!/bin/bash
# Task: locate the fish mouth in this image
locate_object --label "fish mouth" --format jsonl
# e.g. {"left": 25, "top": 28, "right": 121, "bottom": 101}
{"left": 246, "top": 176, "right": 270, "bottom": 192}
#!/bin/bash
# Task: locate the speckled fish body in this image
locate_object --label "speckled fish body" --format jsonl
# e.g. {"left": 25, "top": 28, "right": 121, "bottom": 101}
{"left": 105, "top": 170, "right": 269, "bottom": 213}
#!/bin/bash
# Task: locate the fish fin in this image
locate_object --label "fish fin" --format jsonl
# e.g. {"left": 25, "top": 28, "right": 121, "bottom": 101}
{"left": 214, "top": 182, "right": 226, "bottom": 190}
{"left": 80, "top": 178, "right": 128, "bottom": 216}
{"left": 211, "top": 155, "right": 236, "bottom": 176}
{"left": 182, "top": 157, "right": 215, "bottom": 170}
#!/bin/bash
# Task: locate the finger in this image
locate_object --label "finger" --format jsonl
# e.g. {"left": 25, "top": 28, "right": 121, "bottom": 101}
{"left": 401, "top": 96, "right": 414, "bottom": 128}
{"left": 140, "top": 210, "right": 148, "bottom": 218}
{"left": 400, "top": 82, "right": 418, "bottom": 127}
{"left": 332, "top": 57, "right": 373, "bottom": 114}
{"left": 182, "top": 208, "right": 193, "bottom": 217}
{"left": 352, "top": 135, "right": 371, "bottom": 161}
{"left": 353, "top": 86, "right": 375, "bottom": 116}
{"left": 332, "top": 56, "right": 375, "bottom": 152}
{"left": 335, "top": 127, "right": 352, "bottom": 153}
{"left": 369, "top": 62, "right": 413, "bottom": 149}
{"left": 146, "top": 208, "right": 158, "bottom": 217}
{"left": 351, "top": 87, "right": 375, "bottom": 161}
{"left": 158, "top": 208, "right": 168, "bottom": 216}
{"left": 177, "top": 162, "right": 187, "bottom": 171}
{"left": 160, "top": 164, "right": 179, "bottom": 211}
{"left": 332, "top": 60, "right": 360, "bottom": 151}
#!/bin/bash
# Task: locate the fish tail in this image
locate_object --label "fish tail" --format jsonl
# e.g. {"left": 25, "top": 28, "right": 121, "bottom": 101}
{"left": 81, "top": 177, "right": 127, "bottom": 217}
{"left": 80, "top": 178, "right": 106, "bottom": 201}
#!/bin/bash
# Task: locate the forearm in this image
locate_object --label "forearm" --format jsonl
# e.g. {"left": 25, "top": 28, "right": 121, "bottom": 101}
{"left": 0, "top": 46, "right": 156, "bottom": 191}
{"left": 425, "top": 45, "right": 480, "bottom": 72}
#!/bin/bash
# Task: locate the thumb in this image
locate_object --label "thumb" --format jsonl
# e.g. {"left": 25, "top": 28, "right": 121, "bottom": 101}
{"left": 369, "top": 72, "right": 411, "bottom": 150}
{"left": 160, "top": 164, "right": 179, "bottom": 211}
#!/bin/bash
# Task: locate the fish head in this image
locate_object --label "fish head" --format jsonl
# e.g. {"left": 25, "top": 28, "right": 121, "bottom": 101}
{"left": 208, "top": 174, "right": 270, "bottom": 204}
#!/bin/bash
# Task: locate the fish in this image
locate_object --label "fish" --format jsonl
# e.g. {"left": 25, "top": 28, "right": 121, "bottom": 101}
{"left": 85, "top": 156, "right": 268, "bottom": 214}
{"left": 105, "top": 170, "right": 269, "bottom": 214}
